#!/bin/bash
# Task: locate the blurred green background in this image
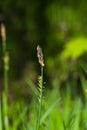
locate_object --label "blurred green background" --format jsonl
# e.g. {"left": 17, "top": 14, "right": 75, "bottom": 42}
{"left": 0, "top": 0, "right": 87, "bottom": 101}
{"left": 0, "top": 0, "right": 87, "bottom": 86}
{"left": 0, "top": 0, "right": 87, "bottom": 129}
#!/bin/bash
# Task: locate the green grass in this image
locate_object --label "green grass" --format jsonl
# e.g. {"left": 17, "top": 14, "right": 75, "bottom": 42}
{"left": 0, "top": 24, "right": 87, "bottom": 130}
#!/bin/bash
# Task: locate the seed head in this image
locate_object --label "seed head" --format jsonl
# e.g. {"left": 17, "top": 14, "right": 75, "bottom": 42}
{"left": 1, "top": 24, "right": 6, "bottom": 42}
{"left": 37, "top": 45, "right": 44, "bottom": 67}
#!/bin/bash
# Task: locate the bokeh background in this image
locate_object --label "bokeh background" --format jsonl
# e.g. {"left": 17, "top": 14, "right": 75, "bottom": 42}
{"left": 1, "top": 0, "right": 87, "bottom": 95}
{"left": 0, "top": 1, "right": 87, "bottom": 80}
{"left": 0, "top": 1, "right": 87, "bottom": 129}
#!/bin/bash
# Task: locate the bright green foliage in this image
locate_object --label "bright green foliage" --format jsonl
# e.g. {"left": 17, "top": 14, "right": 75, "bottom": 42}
{"left": 2, "top": 92, "right": 9, "bottom": 130}
{"left": 62, "top": 37, "right": 87, "bottom": 59}
{"left": 1, "top": 73, "right": 87, "bottom": 130}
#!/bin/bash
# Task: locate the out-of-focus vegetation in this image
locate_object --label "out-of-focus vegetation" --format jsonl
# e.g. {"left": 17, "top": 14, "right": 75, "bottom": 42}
{"left": 0, "top": 0, "right": 87, "bottom": 82}
{"left": 0, "top": 0, "right": 87, "bottom": 130}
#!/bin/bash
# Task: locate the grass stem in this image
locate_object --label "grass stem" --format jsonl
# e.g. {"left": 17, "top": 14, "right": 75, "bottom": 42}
{"left": 1, "top": 24, "right": 9, "bottom": 130}
{"left": 36, "top": 66, "right": 43, "bottom": 130}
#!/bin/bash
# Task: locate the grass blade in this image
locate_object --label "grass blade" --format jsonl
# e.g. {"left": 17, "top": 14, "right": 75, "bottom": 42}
{"left": 26, "top": 79, "right": 39, "bottom": 96}
{"left": 0, "top": 101, "right": 2, "bottom": 130}
{"left": 40, "top": 98, "right": 61, "bottom": 124}
{"left": 2, "top": 92, "right": 9, "bottom": 130}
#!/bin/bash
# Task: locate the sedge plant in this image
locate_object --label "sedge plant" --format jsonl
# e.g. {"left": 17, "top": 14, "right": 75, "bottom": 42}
{"left": 26, "top": 45, "right": 61, "bottom": 130}
{"left": 1, "top": 24, "right": 9, "bottom": 96}
{"left": 36, "top": 45, "right": 45, "bottom": 130}
{"left": 0, "top": 24, "right": 9, "bottom": 130}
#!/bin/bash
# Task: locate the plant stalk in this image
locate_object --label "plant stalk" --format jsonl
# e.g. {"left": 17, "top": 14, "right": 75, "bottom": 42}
{"left": 1, "top": 24, "right": 9, "bottom": 130}
{"left": 3, "top": 40, "right": 8, "bottom": 96}
{"left": 36, "top": 66, "right": 43, "bottom": 130}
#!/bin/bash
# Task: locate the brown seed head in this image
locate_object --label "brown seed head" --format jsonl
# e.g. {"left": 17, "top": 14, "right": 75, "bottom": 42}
{"left": 1, "top": 24, "right": 6, "bottom": 42}
{"left": 37, "top": 45, "right": 44, "bottom": 67}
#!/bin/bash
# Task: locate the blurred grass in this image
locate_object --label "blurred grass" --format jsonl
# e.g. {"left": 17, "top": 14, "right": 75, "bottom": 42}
{"left": 1, "top": 74, "right": 87, "bottom": 130}
{"left": 1, "top": 34, "right": 87, "bottom": 130}
{"left": 1, "top": 20, "right": 87, "bottom": 130}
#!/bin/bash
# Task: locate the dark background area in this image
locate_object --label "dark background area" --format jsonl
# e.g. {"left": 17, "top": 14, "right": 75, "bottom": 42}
{"left": 0, "top": 0, "right": 87, "bottom": 97}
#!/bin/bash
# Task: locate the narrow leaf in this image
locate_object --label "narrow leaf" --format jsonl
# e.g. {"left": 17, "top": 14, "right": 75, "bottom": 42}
{"left": 40, "top": 98, "right": 61, "bottom": 124}
{"left": 0, "top": 101, "right": 2, "bottom": 130}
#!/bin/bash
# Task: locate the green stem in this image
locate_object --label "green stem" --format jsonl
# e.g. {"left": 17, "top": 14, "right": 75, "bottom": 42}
{"left": 36, "top": 66, "right": 43, "bottom": 130}
{"left": 2, "top": 40, "right": 9, "bottom": 130}
{"left": 2, "top": 41, "right": 8, "bottom": 96}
